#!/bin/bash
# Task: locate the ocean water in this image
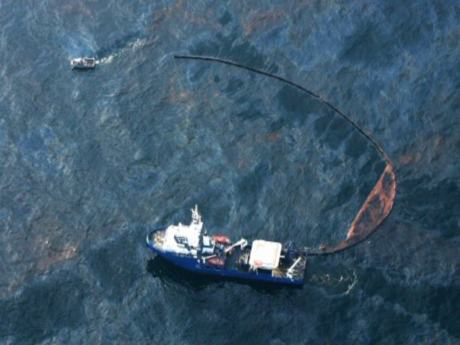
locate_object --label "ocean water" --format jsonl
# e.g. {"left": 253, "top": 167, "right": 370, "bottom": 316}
{"left": 0, "top": 1, "right": 459, "bottom": 344}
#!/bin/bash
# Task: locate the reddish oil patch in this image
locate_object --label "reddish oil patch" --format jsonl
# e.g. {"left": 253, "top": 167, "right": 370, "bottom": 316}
{"left": 399, "top": 153, "right": 421, "bottom": 165}
{"left": 313, "top": 163, "right": 397, "bottom": 255}
{"left": 266, "top": 132, "right": 281, "bottom": 142}
{"left": 243, "top": 10, "right": 285, "bottom": 35}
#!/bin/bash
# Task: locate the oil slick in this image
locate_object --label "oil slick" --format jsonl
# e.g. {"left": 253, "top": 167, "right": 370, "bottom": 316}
{"left": 317, "top": 163, "right": 397, "bottom": 255}
{"left": 174, "top": 54, "right": 398, "bottom": 256}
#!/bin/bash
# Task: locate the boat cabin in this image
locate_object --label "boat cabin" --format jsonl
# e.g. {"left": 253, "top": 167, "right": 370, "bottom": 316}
{"left": 148, "top": 206, "right": 306, "bottom": 281}
{"left": 70, "top": 57, "right": 96, "bottom": 70}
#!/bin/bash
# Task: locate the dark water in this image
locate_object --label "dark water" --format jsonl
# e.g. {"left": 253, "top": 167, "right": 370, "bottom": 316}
{"left": 1, "top": 1, "right": 459, "bottom": 344}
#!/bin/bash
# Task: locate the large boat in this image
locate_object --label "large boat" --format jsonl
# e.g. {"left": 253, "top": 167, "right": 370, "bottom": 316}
{"left": 146, "top": 206, "right": 307, "bottom": 286}
{"left": 70, "top": 57, "right": 96, "bottom": 70}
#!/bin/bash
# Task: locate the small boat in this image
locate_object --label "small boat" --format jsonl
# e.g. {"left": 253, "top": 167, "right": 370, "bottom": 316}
{"left": 146, "top": 206, "right": 307, "bottom": 286}
{"left": 70, "top": 57, "right": 96, "bottom": 70}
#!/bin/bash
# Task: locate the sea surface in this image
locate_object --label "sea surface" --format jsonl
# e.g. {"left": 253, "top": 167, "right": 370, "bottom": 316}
{"left": 0, "top": 1, "right": 459, "bottom": 344}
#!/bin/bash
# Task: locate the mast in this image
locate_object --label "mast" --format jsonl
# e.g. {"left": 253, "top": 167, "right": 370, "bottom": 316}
{"left": 191, "top": 205, "right": 205, "bottom": 260}
{"left": 191, "top": 204, "right": 202, "bottom": 225}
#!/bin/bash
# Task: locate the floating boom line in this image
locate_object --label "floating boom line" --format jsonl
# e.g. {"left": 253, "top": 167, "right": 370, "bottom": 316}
{"left": 174, "top": 54, "right": 397, "bottom": 256}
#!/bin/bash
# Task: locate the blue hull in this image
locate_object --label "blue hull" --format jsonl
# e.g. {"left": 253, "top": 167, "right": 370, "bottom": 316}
{"left": 146, "top": 230, "right": 304, "bottom": 286}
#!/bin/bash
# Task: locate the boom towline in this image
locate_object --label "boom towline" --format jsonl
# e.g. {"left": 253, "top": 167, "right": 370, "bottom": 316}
{"left": 173, "top": 54, "right": 391, "bottom": 165}
{"left": 173, "top": 54, "right": 397, "bottom": 257}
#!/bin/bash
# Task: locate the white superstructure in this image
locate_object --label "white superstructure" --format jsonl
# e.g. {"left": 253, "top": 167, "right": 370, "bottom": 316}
{"left": 162, "top": 205, "right": 204, "bottom": 256}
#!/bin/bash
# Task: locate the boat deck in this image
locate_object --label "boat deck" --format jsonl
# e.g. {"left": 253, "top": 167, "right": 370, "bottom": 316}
{"left": 222, "top": 245, "right": 306, "bottom": 280}
{"left": 148, "top": 229, "right": 306, "bottom": 281}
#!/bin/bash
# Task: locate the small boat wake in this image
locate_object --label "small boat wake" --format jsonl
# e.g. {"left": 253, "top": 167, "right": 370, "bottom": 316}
{"left": 95, "top": 37, "right": 157, "bottom": 65}
{"left": 308, "top": 266, "right": 359, "bottom": 297}
{"left": 68, "top": 35, "right": 157, "bottom": 68}
{"left": 173, "top": 55, "right": 398, "bottom": 257}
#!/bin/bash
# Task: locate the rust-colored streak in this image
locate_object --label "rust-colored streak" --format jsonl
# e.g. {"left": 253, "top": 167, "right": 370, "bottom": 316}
{"left": 315, "top": 163, "right": 397, "bottom": 255}
{"left": 266, "top": 132, "right": 281, "bottom": 142}
{"left": 346, "top": 164, "right": 396, "bottom": 240}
